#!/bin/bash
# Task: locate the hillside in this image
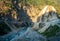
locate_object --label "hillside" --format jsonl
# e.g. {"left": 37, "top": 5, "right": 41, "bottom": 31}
{"left": 0, "top": 0, "right": 60, "bottom": 14}
{"left": 0, "top": 0, "right": 60, "bottom": 22}
{"left": 0, "top": 0, "right": 60, "bottom": 41}
{"left": 26, "top": 0, "right": 60, "bottom": 15}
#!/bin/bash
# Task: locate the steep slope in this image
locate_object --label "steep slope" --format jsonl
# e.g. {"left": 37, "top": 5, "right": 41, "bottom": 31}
{"left": 0, "top": 5, "right": 60, "bottom": 41}
{"left": 33, "top": 6, "right": 60, "bottom": 33}
{"left": 11, "top": 28, "right": 46, "bottom": 41}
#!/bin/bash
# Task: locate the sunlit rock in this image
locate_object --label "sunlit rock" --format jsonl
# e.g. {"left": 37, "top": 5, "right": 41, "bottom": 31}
{"left": 33, "top": 6, "right": 60, "bottom": 33}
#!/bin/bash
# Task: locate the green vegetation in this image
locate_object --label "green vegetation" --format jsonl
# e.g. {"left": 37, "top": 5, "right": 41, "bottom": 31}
{"left": 0, "top": 0, "right": 60, "bottom": 15}
{"left": 26, "top": 0, "right": 45, "bottom": 6}
{"left": 0, "top": 0, "right": 12, "bottom": 13}
{"left": 41, "top": 25, "right": 60, "bottom": 37}
{"left": 26, "top": 0, "right": 60, "bottom": 15}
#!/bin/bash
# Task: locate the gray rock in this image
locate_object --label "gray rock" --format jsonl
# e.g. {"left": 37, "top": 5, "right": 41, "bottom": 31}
{"left": 11, "top": 28, "right": 46, "bottom": 41}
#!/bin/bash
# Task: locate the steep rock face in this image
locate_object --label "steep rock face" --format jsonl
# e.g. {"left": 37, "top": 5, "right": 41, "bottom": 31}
{"left": 11, "top": 28, "right": 46, "bottom": 41}
{"left": 0, "top": 28, "right": 46, "bottom": 41}
{"left": 37, "top": 6, "right": 58, "bottom": 22}
{"left": 0, "top": 5, "right": 60, "bottom": 41}
{"left": 33, "top": 6, "right": 60, "bottom": 33}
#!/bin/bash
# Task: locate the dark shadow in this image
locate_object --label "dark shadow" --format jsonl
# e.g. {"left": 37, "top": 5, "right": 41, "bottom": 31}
{"left": 0, "top": 0, "right": 33, "bottom": 35}
{"left": 0, "top": 11, "right": 13, "bottom": 35}
{"left": 0, "top": 22, "right": 11, "bottom": 36}
{"left": 11, "top": 0, "right": 32, "bottom": 27}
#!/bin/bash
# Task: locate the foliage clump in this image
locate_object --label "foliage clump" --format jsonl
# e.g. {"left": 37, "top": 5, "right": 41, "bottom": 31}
{"left": 0, "top": 0, "right": 12, "bottom": 13}
{"left": 42, "top": 25, "right": 60, "bottom": 37}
